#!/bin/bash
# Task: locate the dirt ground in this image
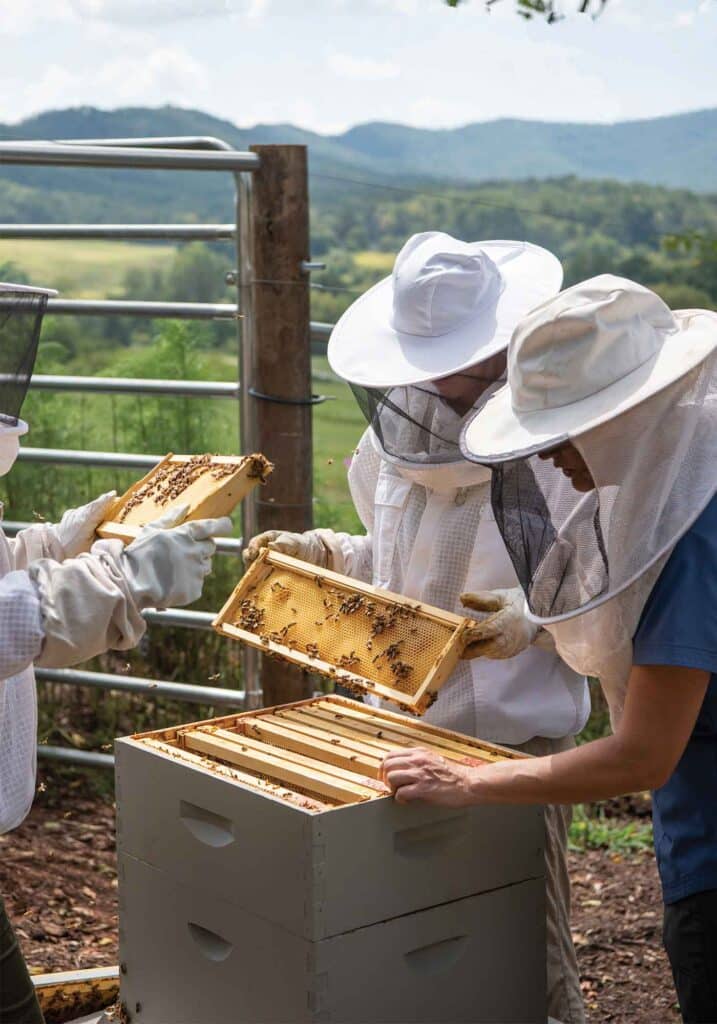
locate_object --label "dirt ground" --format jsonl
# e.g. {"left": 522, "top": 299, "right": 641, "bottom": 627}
{"left": 0, "top": 773, "right": 679, "bottom": 1024}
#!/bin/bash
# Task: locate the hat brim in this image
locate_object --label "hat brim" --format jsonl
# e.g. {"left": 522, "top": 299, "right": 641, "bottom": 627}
{"left": 460, "top": 309, "right": 717, "bottom": 464}
{"left": 327, "top": 241, "right": 563, "bottom": 388}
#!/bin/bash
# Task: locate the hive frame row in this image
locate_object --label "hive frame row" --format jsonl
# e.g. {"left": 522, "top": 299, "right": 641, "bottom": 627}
{"left": 131, "top": 694, "right": 524, "bottom": 812}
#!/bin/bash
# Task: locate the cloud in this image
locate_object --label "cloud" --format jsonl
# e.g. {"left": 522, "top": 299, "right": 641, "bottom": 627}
{"left": 674, "top": 10, "right": 696, "bottom": 27}
{"left": 0, "top": 0, "right": 78, "bottom": 35}
{"left": 327, "top": 53, "right": 401, "bottom": 81}
{"left": 3, "top": 45, "right": 208, "bottom": 122}
{"left": 68, "top": 0, "right": 235, "bottom": 22}
{"left": 100, "top": 47, "right": 209, "bottom": 102}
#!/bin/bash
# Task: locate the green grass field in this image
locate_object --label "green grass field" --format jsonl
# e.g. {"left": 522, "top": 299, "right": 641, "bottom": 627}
{"left": 0, "top": 239, "right": 177, "bottom": 298}
{"left": 353, "top": 250, "right": 394, "bottom": 274}
{"left": 0, "top": 238, "right": 365, "bottom": 533}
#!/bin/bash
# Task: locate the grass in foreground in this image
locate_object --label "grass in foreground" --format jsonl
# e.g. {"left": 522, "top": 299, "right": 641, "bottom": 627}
{"left": 569, "top": 803, "right": 654, "bottom": 855}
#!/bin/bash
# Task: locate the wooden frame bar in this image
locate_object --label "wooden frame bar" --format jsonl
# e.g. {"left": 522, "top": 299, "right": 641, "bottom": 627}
{"left": 182, "top": 728, "right": 383, "bottom": 804}
{"left": 240, "top": 715, "right": 383, "bottom": 778}
{"left": 312, "top": 701, "right": 506, "bottom": 763}
{"left": 272, "top": 709, "right": 394, "bottom": 757}
{"left": 140, "top": 737, "right": 330, "bottom": 812}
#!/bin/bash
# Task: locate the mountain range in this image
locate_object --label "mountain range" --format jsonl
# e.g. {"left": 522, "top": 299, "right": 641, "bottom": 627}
{"left": 0, "top": 104, "right": 715, "bottom": 199}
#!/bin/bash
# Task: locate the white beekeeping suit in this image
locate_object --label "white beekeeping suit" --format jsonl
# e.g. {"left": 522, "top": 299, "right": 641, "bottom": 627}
{"left": 461, "top": 275, "right": 717, "bottom": 725}
{"left": 336, "top": 424, "right": 587, "bottom": 743}
{"left": 244, "top": 234, "right": 590, "bottom": 1023}
{"left": 0, "top": 283, "right": 231, "bottom": 833}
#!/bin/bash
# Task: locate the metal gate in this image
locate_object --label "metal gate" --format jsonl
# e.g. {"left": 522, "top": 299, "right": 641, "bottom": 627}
{"left": 0, "top": 136, "right": 332, "bottom": 767}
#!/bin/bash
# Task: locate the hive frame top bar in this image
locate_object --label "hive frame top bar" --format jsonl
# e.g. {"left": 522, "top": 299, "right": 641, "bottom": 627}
{"left": 213, "top": 549, "right": 473, "bottom": 713}
{"left": 127, "top": 693, "right": 526, "bottom": 815}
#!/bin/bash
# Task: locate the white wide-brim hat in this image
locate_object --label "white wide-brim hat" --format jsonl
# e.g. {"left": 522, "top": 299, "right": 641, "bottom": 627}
{"left": 461, "top": 274, "right": 717, "bottom": 463}
{"left": 328, "top": 232, "right": 563, "bottom": 388}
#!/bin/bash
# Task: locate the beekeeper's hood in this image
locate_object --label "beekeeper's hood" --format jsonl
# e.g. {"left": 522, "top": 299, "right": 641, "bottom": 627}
{"left": 460, "top": 274, "right": 717, "bottom": 626}
{"left": 0, "top": 283, "right": 56, "bottom": 475}
{"left": 328, "top": 232, "right": 563, "bottom": 475}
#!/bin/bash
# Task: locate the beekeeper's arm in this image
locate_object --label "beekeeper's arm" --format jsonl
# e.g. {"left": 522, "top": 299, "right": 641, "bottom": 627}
{"left": 381, "top": 665, "right": 709, "bottom": 807}
{"left": 11, "top": 491, "right": 117, "bottom": 569}
{"left": 243, "top": 430, "right": 378, "bottom": 581}
{"left": 24, "top": 510, "right": 231, "bottom": 669}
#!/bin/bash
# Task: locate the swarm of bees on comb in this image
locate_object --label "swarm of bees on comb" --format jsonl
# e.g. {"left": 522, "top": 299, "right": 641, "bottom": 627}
{"left": 213, "top": 551, "right": 473, "bottom": 714}
{"left": 117, "top": 454, "right": 240, "bottom": 522}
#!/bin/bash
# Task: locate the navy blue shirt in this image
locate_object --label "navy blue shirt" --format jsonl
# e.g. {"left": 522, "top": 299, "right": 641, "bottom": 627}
{"left": 633, "top": 493, "right": 717, "bottom": 905}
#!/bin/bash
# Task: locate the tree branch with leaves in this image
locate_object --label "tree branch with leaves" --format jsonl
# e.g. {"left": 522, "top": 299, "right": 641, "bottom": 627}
{"left": 445, "top": 0, "right": 609, "bottom": 20}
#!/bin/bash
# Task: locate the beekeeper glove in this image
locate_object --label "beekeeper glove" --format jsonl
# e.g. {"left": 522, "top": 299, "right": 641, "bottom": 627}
{"left": 243, "top": 529, "right": 342, "bottom": 570}
{"left": 120, "top": 506, "right": 232, "bottom": 609}
{"left": 52, "top": 490, "right": 118, "bottom": 558}
{"left": 460, "top": 587, "right": 552, "bottom": 660}
{"left": 10, "top": 491, "right": 118, "bottom": 569}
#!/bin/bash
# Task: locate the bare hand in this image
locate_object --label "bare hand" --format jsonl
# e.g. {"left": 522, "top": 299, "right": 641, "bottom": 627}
{"left": 380, "top": 747, "right": 481, "bottom": 806}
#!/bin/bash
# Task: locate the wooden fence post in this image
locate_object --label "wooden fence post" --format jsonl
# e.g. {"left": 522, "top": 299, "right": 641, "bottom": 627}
{"left": 240, "top": 144, "right": 315, "bottom": 707}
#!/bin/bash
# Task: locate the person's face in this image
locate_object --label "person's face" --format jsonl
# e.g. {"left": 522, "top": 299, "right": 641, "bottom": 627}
{"left": 432, "top": 351, "right": 507, "bottom": 416}
{"left": 539, "top": 442, "right": 595, "bottom": 492}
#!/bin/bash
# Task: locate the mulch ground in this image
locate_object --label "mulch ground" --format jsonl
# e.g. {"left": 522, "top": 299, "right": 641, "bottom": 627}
{"left": 0, "top": 774, "right": 679, "bottom": 1024}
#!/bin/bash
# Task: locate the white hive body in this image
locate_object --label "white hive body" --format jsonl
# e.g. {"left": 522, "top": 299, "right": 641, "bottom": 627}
{"left": 116, "top": 695, "right": 547, "bottom": 1023}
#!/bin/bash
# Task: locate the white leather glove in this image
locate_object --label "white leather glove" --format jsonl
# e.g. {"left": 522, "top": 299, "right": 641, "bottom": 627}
{"left": 120, "top": 506, "right": 232, "bottom": 609}
{"left": 52, "top": 491, "right": 118, "bottom": 557}
{"left": 243, "top": 529, "right": 336, "bottom": 569}
{"left": 460, "top": 587, "right": 541, "bottom": 660}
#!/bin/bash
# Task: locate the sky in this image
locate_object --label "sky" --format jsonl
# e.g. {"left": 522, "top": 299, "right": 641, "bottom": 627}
{"left": 0, "top": 0, "right": 716, "bottom": 134}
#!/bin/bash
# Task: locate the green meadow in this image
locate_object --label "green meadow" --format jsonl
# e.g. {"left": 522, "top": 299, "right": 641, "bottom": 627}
{"left": 0, "top": 239, "right": 177, "bottom": 298}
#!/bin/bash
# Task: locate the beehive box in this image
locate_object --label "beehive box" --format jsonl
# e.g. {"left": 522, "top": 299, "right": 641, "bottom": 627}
{"left": 116, "top": 695, "right": 547, "bottom": 1023}
{"left": 97, "top": 452, "right": 272, "bottom": 543}
{"left": 213, "top": 550, "right": 473, "bottom": 713}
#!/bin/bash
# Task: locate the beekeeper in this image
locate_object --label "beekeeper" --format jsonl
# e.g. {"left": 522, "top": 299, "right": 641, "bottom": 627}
{"left": 244, "top": 233, "right": 590, "bottom": 1024}
{"left": 382, "top": 275, "right": 717, "bottom": 1024}
{"left": 0, "top": 283, "right": 231, "bottom": 1024}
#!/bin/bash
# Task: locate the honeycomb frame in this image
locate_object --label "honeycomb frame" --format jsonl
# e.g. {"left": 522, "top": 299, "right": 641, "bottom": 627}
{"left": 97, "top": 452, "right": 272, "bottom": 544}
{"left": 213, "top": 549, "right": 473, "bottom": 714}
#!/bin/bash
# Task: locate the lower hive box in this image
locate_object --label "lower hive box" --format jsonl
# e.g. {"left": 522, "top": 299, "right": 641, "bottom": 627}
{"left": 116, "top": 695, "right": 547, "bottom": 1023}
{"left": 97, "top": 452, "right": 272, "bottom": 543}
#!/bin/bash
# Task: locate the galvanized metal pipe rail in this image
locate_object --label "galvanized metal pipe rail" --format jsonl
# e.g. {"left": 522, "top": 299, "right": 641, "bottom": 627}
{"left": 46, "top": 298, "right": 238, "bottom": 319}
{"left": 36, "top": 667, "right": 245, "bottom": 706}
{"left": 38, "top": 745, "right": 114, "bottom": 769}
{"left": 62, "top": 135, "right": 236, "bottom": 152}
{"left": 310, "top": 321, "right": 333, "bottom": 342}
{"left": 17, "top": 446, "right": 160, "bottom": 469}
{"left": 0, "top": 224, "right": 235, "bottom": 241}
{"left": 143, "top": 608, "right": 216, "bottom": 630}
{"left": 30, "top": 374, "right": 239, "bottom": 398}
{"left": 1, "top": 521, "right": 243, "bottom": 557}
{"left": 0, "top": 142, "right": 260, "bottom": 172}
